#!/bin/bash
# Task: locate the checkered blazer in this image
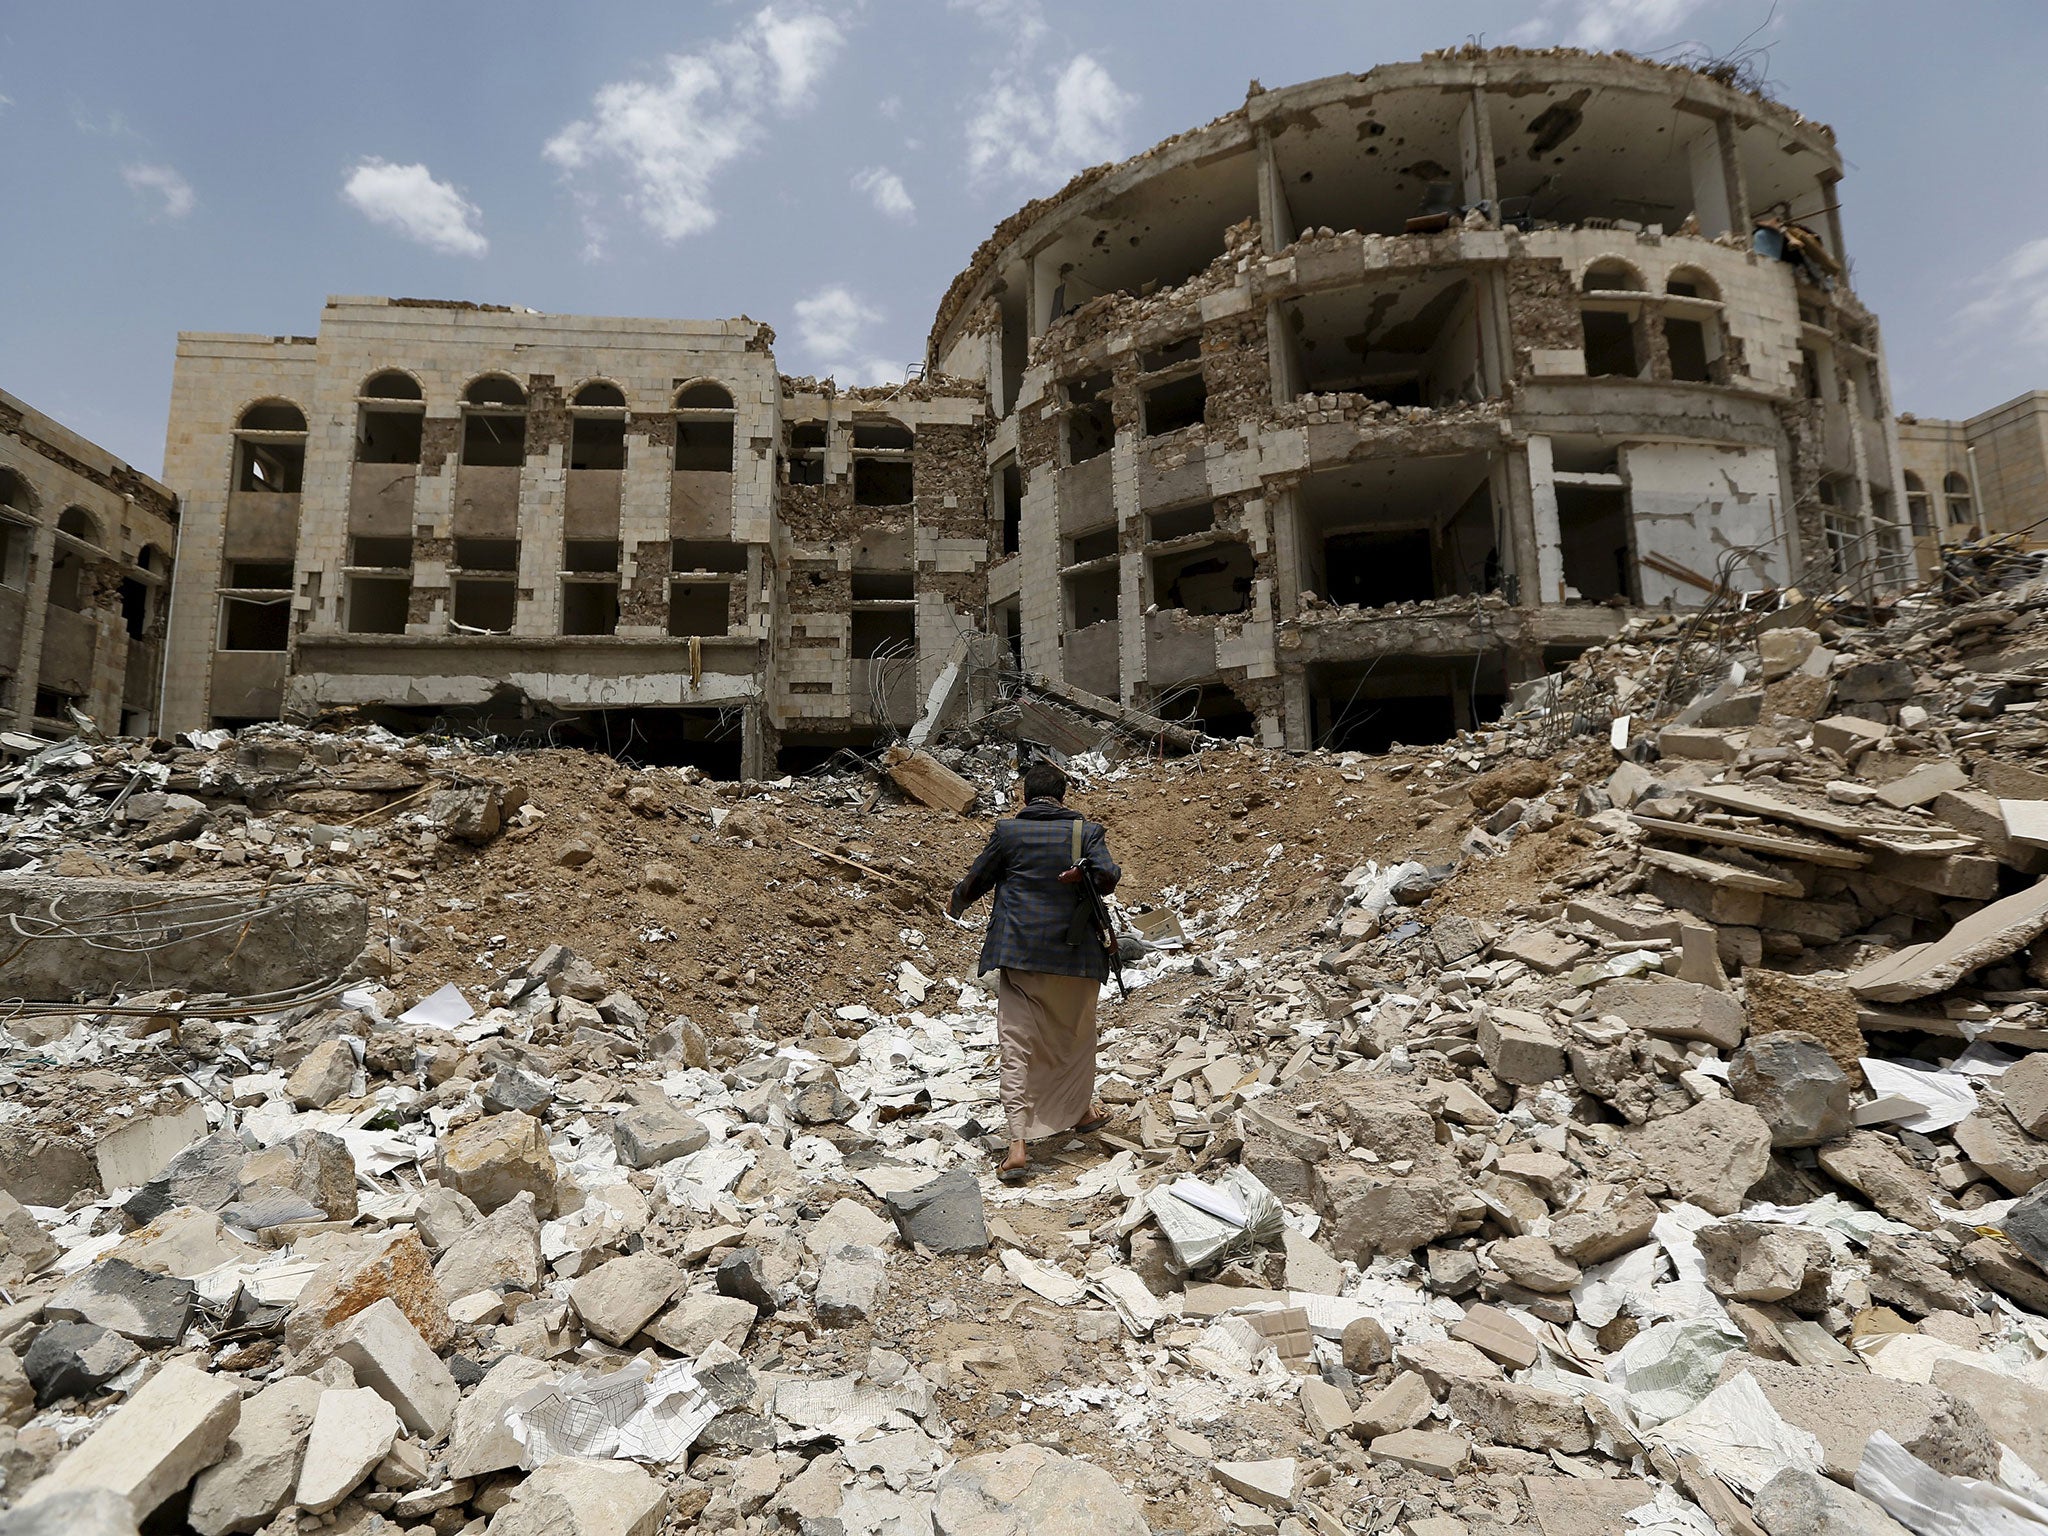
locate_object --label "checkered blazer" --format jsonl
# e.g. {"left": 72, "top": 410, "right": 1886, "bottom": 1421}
{"left": 950, "top": 800, "right": 1122, "bottom": 980}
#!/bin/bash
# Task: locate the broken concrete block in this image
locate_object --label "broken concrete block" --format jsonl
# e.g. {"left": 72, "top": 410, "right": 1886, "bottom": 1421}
{"left": 1955, "top": 1109, "right": 2048, "bottom": 1195}
{"left": 1522, "top": 1477, "right": 1661, "bottom": 1536}
{"left": 436, "top": 1112, "right": 557, "bottom": 1216}
{"left": 91, "top": 1100, "right": 208, "bottom": 1193}
{"left": 609, "top": 1104, "right": 708, "bottom": 1169}
{"left": 1446, "top": 1379, "right": 1591, "bottom": 1453}
{"left": 1477, "top": 1010, "right": 1567, "bottom": 1085}
{"left": 1728, "top": 1031, "right": 1852, "bottom": 1147}
{"left": 1599, "top": 976, "right": 1744, "bottom": 1050}
{"left": 326, "top": 1296, "right": 460, "bottom": 1439}
{"left": 1865, "top": 848, "right": 2000, "bottom": 901}
{"left": 1817, "top": 1132, "right": 1940, "bottom": 1230}
{"left": 1352, "top": 1371, "right": 1433, "bottom": 1438}
{"left": 1626, "top": 1099, "right": 1772, "bottom": 1216}
{"left": 1298, "top": 1378, "right": 1351, "bottom": 1441}
{"left": 2004, "top": 1053, "right": 2048, "bottom": 1138}
{"left": 1720, "top": 1355, "right": 1997, "bottom": 1483}
{"left": 884, "top": 1168, "right": 989, "bottom": 1254}
{"left": 1488, "top": 1236, "right": 1579, "bottom": 1295}
{"left": 486, "top": 1455, "right": 668, "bottom": 1536}
{"left": 237, "top": 1129, "right": 358, "bottom": 1222}
{"left": 816, "top": 1243, "right": 891, "bottom": 1327}
{"left": 45, "top": 1258, "right": 193, "bottom": 1347}
{"left": 1696, "top": 1222, "right": 1828, "bottom": 1304}
{"left": 1813, "top": 715, "right": 1892, "bottom": 757}
{"left": 286, "top": 1039, "right": 356, "bottom": 1109}
{"left": 1751, "top": 1466, "right": 1912, "bottom": 1536}
{"left": 1835, "top": 659, "right": 1917, "bottom": 704}
{"left": 1847, "top": 877, "right": 2048, "bottom": 1002}
{"left": 1759, "top": 627, "right": 1819, "bottom": 681}
{"left": 1448, "top": 1304, "right": 1540, "bottom": 1370}
{"left": 18, "top": 1359, "right": 239, "bottom": 1520}
{"left": 1548, "top": 1186, "right": 1658, "bottom": 1265}
{"left": 1658, "top": 727, "right": 1741, "bottom": 762}
{"left": 932, "top": 1444, "right": 1149, "bottom": 1536}
{"left": 1875, "top": 760, "right": 1970, "bottom": 810}
{"left": 1281, "top": 1228, "right": 1345, "bottom": 1296}
{"left": 1930, "top": 1357, "right": 2048, "bottom": 1484}
{"left": 432, "top": 1190, "right": 542, "bottom": 1300}
{"left": 1493, "top": 929, "right": 1590, "bottom": 975}
{"left": 188, "top": 1375, "right": 323, "bottom": 1536}
{"left": 122, "top": 1129, "right": 245, "bottom": 1225}
{"left": 283, "top": 1230, "right": 452, "bottom": 1355}
{"left": 22, "top": 1321, "right": 139, "bottom": 1406}
{"left": 0, "top": 1489, "right": 139, "bottom": 1536}
{"left": 1867, "top": 1232, "right": 1985, "bottom": 1318}
{"left": 296, "top": 1387, "right": 398, "bottom": 1515}
{"left": 447, "top": 1355, "right": 561, "bottom": 1481}
{"left": 1368, "top": 1428, "right": 1470, "bottom": 1478}
{"left": 570, "top": 1253, "right": 682, "bottom": 1346}
{"left": 646, "top": 1292, "right": 757, "bottom": 1358}
{"left": 0, "top": 876, "right": 367, "bottom": 1004}
{"left": 1213, "top": 1457, "right": 1297, "bottom": 1510}
{"left": 1318, "top": 1161, "right": 1460, "bottom": 1260}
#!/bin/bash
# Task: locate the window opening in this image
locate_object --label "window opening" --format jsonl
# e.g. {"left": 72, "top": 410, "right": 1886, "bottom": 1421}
{"left": 235, "top": 402, "right": 307, "bottom": 492}
{"left": 998, "top": 460, "right": 1022, "bottom": 555}
{"left": 1904, "top": 473, "right": 1932, "bottom": 536}
{"left": 561, "top": 580, "right": 619, "bottom": 636}
{"left": 786, "top": 421, "right": 826, "bottom": 485}
{"left": 347, "top": 576, "right": 410, "bottom": 634}
{"left": 461, "top": 377, "right": 526, "bottom": 467}
{"left": 1142, "top": 373, "right": 1207, "bottom": 436}
{"left": 1148, "top": 502, "right": 1215, "bottom": 542}
{"left": 672, "top": 540, "right": 748, "bottom": 573}
{"left": 1064, "top": 373, "right": 1114, "bottom": 464}
{"left": 1151, "top": 541, "right": 1253, "bottom": 615}
{"left": 851, "top": 609, "right": 916, "bottom": 659}
{"left": 220, "top": 595, "right": 290, "bottom": 651}
{"left": 564, "top": 539, "right": 621, "bottom": 573}
{"left": 851, "top": 571, "right": 914, "bottom": 602}
{"left": 1944, "top": 472, "right": 1973, "bottom": 527}
{"left": 454, "top": 538, "right": 519, "bottom": 571}
{"left": 668, "top": 581, "right": 732, "bottom": 636}
{"left": 361, "top": 371, "right": 423, "bottom": 401}
{"left": 350, "top": 536, "right": 414, "bottom": 568}
{"left": 452, "top": 579, "right": 516, "bottom": 632}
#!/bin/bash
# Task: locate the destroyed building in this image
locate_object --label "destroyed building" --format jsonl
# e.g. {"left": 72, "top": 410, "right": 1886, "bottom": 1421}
{"left": 0, "top": 390, "right": 178, "bottom": 739}
{"left": 149, "top": 48, "right": 1912, "bottom": 760}
{"left": 1899, "top": 390, "right": 2048, "bottom": 578}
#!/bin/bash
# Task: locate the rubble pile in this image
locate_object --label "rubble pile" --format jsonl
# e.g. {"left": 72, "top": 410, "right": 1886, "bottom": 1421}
{"left": 17, "top": 586, "right": 2048, "bottom": 1533}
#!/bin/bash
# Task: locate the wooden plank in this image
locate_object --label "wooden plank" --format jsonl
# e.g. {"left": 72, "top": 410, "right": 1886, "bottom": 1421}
{"left": 883, "top": 746, "right": 978, "bottom": 815}
{"left": 1631, "top": 813, "right": 1870, "bottom": 869}
{"left": 1638, "top": 846, "right": 1806, "bottom": 896}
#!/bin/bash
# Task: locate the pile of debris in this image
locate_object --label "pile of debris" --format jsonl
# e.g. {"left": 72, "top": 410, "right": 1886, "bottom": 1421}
{"left": 18, "top": 583, "right": 2048, "bottom": 1534}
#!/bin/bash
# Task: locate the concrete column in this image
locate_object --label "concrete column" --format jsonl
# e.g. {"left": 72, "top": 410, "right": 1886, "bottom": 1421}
{"left": 616, "top": 422, "right": 673, "bottom": 639}
{"left": 1688, "top": 121, "right": 1734, "bottom": 239}
{"left": 13, "top": 521, "right": 56, "bottom": 718}
{"left": 515, "top": 436, "right": 565, "bottom": 638}
{"left": 1458, "top": 87, "right": 1498, "bottom": 210}
{"left": 1716, "top": 118, "right": 1751, "bottom": 234}
{"left": 1268, "top": 483, "right": 1304, "bottom": 616}
{"left": 1472, "top": 269, "right": 1512, "bottom": 400}
{"left": 1818, "top": 172, "right": 1847, "bottom": 268}
{"left": 1517, "top": 439, "right": 1559, "bottom": 606}
{"left": 1256, "top": 130, "right": 1295, "bottom": 253}
{"left": 1280, "top": 665, "right": 1312, "bottom": 750}
{"left": 1266, "top": 301, "right": 1301, "bottom": 409}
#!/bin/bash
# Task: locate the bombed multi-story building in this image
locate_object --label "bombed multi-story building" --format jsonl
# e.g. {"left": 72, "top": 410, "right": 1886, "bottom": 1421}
{"left": 0, "top": 390, "right": 178, "bottom": 738}
{"left": 153, "top": 48, "right": 1909, "bottom": 759}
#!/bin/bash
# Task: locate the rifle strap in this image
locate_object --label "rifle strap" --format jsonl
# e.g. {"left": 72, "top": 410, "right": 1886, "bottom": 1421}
{"left": 1071, "top": 819, "right": 1082, "bottom": 865}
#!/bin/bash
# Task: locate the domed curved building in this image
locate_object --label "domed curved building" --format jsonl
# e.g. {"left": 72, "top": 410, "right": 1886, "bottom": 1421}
{"left": 142, "top": 48, "right": 1907, "bottom": 766}
{"left": 928, "top": 46, "right": 1906, "bottom": 749}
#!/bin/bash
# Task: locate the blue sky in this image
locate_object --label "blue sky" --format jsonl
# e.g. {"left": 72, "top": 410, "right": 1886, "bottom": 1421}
{"left": 2, "top": 1, "right": 2043, "bottom": 477}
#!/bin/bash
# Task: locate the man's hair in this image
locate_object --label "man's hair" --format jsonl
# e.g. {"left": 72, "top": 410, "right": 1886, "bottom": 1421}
{"left": 1022, "top": 760, "right": 1068, "bottom": 802}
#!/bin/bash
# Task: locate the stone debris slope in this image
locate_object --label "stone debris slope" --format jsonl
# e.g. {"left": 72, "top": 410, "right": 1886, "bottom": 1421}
{"left": 12, "top": 585, "right": 2048, "bottom": 1533}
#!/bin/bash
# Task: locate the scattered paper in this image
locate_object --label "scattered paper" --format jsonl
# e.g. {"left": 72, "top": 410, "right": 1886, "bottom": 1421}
{"left": 1857, "top": 1430, "right": 2048, "bottom": 1536}
{"left": 398, "top": 983, "right": 474, "bottom": 1030}
{"left": 1858, "top": 1057, "right": 1979, "bottom": 1133}
{"left": 507, "top": 1359, "right": 715, "bottom": 1466}
{"left": 1649, "top": 1372, "right": 1825, "bottom": 1497}
{"left": 1002, "top": 1249, "right": 1088, "bottom": 1305}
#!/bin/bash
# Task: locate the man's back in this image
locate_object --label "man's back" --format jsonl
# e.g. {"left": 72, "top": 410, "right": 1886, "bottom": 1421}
{"left": 952, "top": 799, "right": 1120, "bottom": 980}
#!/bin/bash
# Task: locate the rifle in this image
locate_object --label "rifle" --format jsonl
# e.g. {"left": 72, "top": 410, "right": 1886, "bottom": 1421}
{"left": 1062, "top": 820, "right": 1127, "bottom": 998}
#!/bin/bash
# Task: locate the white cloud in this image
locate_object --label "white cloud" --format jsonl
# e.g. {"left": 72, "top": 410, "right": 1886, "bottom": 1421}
{"left": 1959, "top": 235, "right": 2048, "bottom": 345}
{"left": 121, "top": 162, "right": 195, "bottom": 220}
{"left": 792, "top": 286, "right": 901, "bottom": 384}
{"left": 853, "top": 166, "right": 915, "bottom": 221}
{"left": 949, "top": 0, "right": 1048, "bottom": 47}
{"left": 341, "top": 159, "right": 488, "bottom": 257}
{"left": 1505, "top": 0, "right": 1719, "bottom": 48}
{"left": 545, "top": 6, "right": 845, "bottom": 245}
{"left": 966, "top": 54, "right": 1134, "bottom": 189}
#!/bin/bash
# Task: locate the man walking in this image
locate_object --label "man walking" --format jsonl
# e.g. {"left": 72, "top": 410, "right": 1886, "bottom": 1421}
{"left": 950, "top": 759, "right": 1122, "bottom": 1183}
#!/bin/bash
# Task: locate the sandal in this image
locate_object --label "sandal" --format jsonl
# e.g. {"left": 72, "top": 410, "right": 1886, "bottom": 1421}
{"left": 1074, "top": 1111, "right": 1111, "bottom": 1135}
{"left": 998, "top": 1164, "right": 1031, "bottom": 1185}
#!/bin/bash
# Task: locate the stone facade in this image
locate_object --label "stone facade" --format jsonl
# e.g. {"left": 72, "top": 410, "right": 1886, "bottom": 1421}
{"left": 0, "top": 390, "right": 177, "bottom": 737}
{"left": 1899, "top": 392, "right": 2048, "bottom": 578}
{"left": 153, "top": 48, "right": 1912, "bottom": 760}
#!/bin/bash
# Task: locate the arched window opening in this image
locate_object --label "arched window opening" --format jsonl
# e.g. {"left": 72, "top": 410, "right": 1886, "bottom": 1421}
{"left": 46, "top": 544, "right": 87, "bottom": 613}
{"left": 675, "top": 382, "right": 735, "bottom": 473}
{"left": 675, "top": 382, "right": 734, "bottom": 411}
{"left": 1581, "top": 262, "right": 1644, "bottom": 293}
{"left": 361, "top": 371, "right": 423, "bottom": 401}
{"left": 0, "top": 472, "right": 31, "bottom": 591}
{"left": 235, "top": 400, "right": 307, "bottom": 492}
{"left": 851, "top": 419, "right": 914, "bottom": 452}
{"left": 58, "top": 507, "right": 101, "bottom": 546}
{"left": 569, "top": 381, "right": 628, "bottom": 472}
{"left": 1662, "top": 268, "right": 1724, "bottom": 385}
{"left": 1944, "top": 471, "right": 1974, "bottom": 527}
{"left": 461, "top": 375, "right": 527, "bottom": 467}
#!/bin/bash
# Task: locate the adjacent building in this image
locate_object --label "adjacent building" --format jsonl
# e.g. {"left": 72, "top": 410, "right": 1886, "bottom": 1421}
{"left": 152, "top": 47, "right": 1915, "bottom": 760}
{"left": 1899, "top": 392, "right": 2048, "bottom": 579}
{"left": 0, "top": 390, "right": 177, "bottom": 738}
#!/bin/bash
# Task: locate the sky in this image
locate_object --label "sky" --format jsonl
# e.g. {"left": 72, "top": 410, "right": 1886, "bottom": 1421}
{"left": 2, "top": 1, "right": 2044, "bottom": 479}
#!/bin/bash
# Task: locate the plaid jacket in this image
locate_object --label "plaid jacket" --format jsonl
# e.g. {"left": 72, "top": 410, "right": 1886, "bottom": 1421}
{"left": 951, "top": 800, "right": 1122, "bottom": 980}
